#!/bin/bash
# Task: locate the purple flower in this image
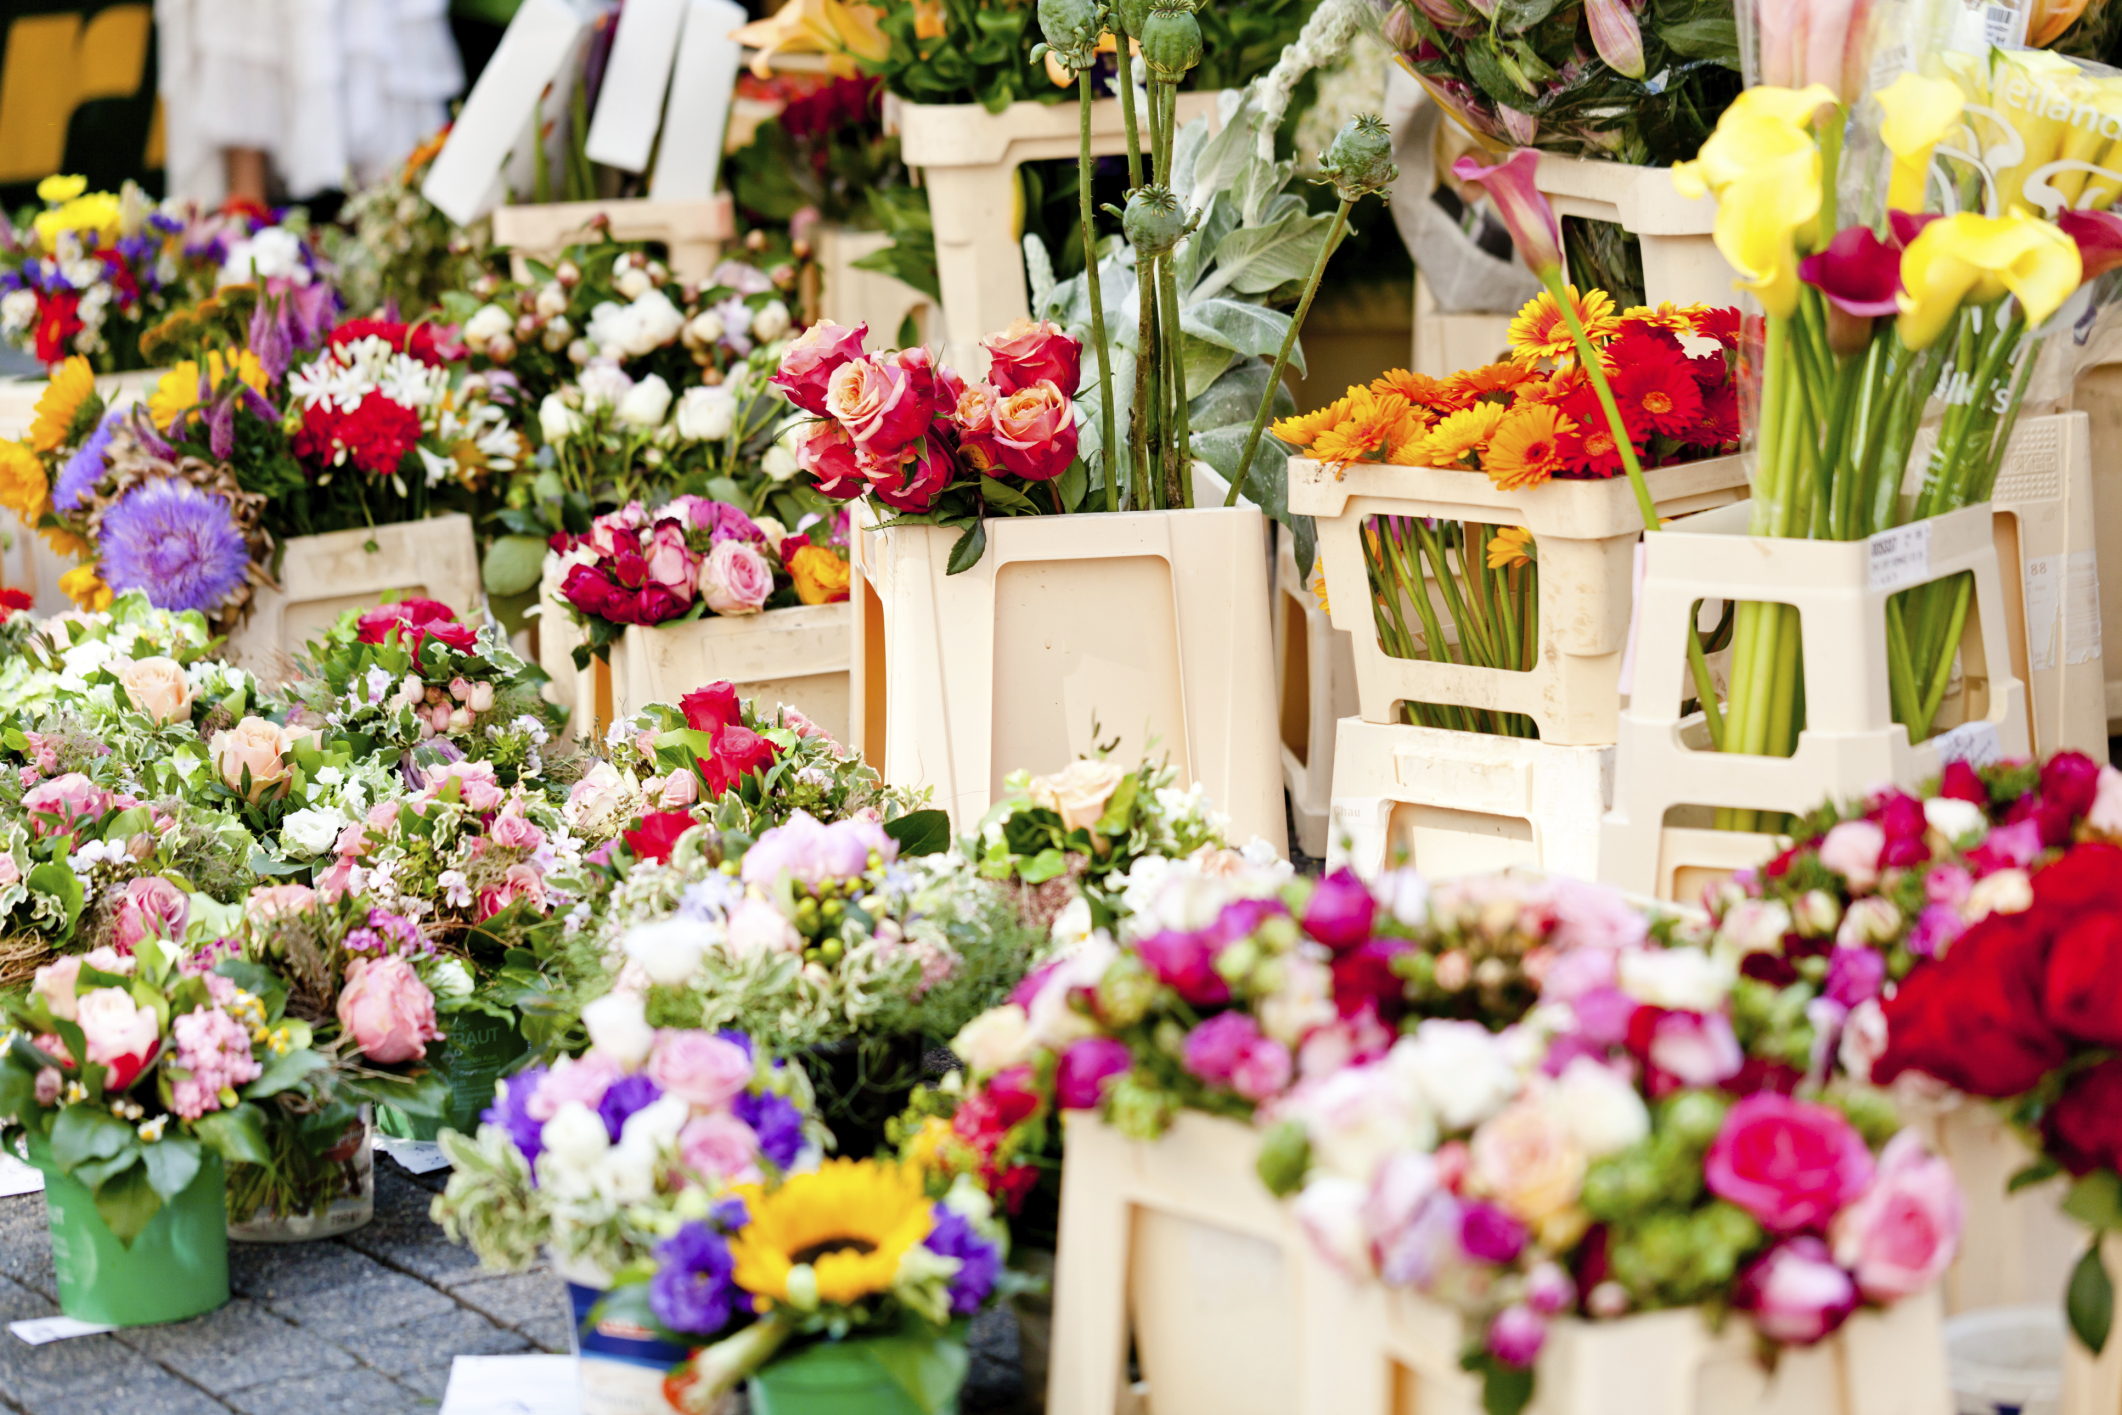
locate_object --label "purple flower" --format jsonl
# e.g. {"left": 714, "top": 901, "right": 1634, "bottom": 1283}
{"left": 54, "top": 410, "right": 120, "bottom": 512}
{"left": 1457, "top": 1201, "right": 1528, "bottom": 1265}
{"left": 690, "top": 499, "right": 765, "bottom": 546}
{"left": 97, "top": 478, "right": 251, "bottom": 614}
{"left": 649, "top": 1221, "right": 737, "bottom": 1337}
{"left": 1824, "top": 946, "right": 1885, "bottom": 1008}
{"left": 481, "top": 1065, "right": 550, "bottom": 1174}
{"left": 1486, "top": 1304, "right": 1547, "bottom": 1367}
{"left": 711, "top": 1195, "right": 749, "bottom": 1231}
{"left": 596, "top": 1072, "right": 664, "bottom": 1141}
{"left": 1056, "top": 1037, "right": 1131, "bottom": 1110}
{"left": 1303, "top": 868, "right": 1376, "bottom": 952}
{"left": 733, "top": 1089, "right": 804, "bottom": 1171}
{"left": 1569, "top": 986, "right": 1638, "bottom": 1047}
{"left": 1378, "top": 1191, "right": 1461, "bottom": 1289}
{"left": 1134, "top": 929, "right": 1229, "bottom": 1005}
{"left": 922, "top": 1206, "right": 1002, "bottom": 1316}
{"left": 717, "top": 1029, "right": 754, "bottom": 1059}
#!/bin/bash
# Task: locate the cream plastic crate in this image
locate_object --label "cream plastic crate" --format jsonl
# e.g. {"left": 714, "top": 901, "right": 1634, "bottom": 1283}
{"left": 1409, "top": 272, "right": 1513, "bottom": 379}
{"left": 813, "top": 224, "right": 936, "bottom": 349}
{"left": 2061, "top": 364, "right": 2122, "bottom": 730}
{"left": 223, "top": 514, "right": 483, "bottom": 680}
{"left": 1275, "top": 524, "right": 1356, "bottom": 859}
{"left": 1909, "top": 412, "right": 2106, "bottom": 762}
{"left": 1048, "top": 1112, "right": 1306, "bottom": 1415}
{"left": 614, "top": 604, "right": 852, "bottom": 742}
{"left": 1290, "top": 455, "right": 1749, "bottom": 745}
{"left": 855, "top": 466, "right": 1286, "bottom": 855}
{"left": 2066, "top": 1235, "right": 2122, "bottom": 1415}
{"left": 1325, "top": 717, "right": 1610, "bottom": 882}
{"left": 1536, "top": 153, "right": 1734, "bottom": 308}
{"left": 535, "top": 553, "right": 584, "bottom": 721}
{"left": 1908, "top": 1103, "right": 2082, "bottom": 1317}
{"left": 895, "top": 91, "right": 1221, "bottom": 376}
{"left": 491, "top": 195, "right": 736, "bottom": 283}
{"left": 1599, "top": 501, "right": 2032, "bottom": 900}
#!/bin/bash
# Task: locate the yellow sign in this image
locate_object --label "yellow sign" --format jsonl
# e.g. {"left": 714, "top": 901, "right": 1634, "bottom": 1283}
{"left": 0, "top": 4, "right": 154, "bottom": 185}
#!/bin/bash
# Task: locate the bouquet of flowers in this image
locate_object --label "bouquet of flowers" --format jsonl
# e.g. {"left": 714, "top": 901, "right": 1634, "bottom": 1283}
{"left": 321, "top": 127, "right": 488, "bottom": 320}
{"left": 0, "top": 177, "right": 183, "bottom": 371}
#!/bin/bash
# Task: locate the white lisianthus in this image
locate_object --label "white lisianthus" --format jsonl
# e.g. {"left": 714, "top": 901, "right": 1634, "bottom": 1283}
{"left": 1390, "top": 1020, "right": 1521, "bottom": 1131}
{"left": 582, "top": 992, "right": 656, "bottom": 1067}
{"left": 1618, "top": 947, "right": 1734, "bottom": 1012}
{"left": 624, "top": 917, "right": 711, "bottom": 986}
{"left": 426, "top": 957, "right": 475, "bottom": 1000}
{"left": 280, "top": 808, "right": 346, "bottom": 859}
{"left": 539, "top": 393, "right": 585, "bottom": 443}
{"left": 951, "top": 1004, "right": 1033, "bottom": 1075}
{"left": 577, "top": 360, "right": 635, "bottom": 413}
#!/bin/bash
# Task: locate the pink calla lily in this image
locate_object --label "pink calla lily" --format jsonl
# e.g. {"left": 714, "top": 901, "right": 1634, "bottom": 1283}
{"left": 1586, "top": 0, "right": 1646, "bottom": 79}
{"left": 1799, "top": 227, "right": 1904, "bottom": 317}
{"left": 2060, "top": 209, "right": 2122, "bottom": 284}
{"left": 1452, "top": 148, "right": 1563, "bottom": 276}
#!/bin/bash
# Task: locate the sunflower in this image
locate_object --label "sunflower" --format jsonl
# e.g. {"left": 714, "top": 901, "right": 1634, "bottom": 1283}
{"left": 727, "top": 1159, "right": 935, "bottom": 1309}
{"left": 0, "top": 442, "right": 49, "bottom": 523}
{"left": 30, "top": 357, "right": 97, "bottom": 453}
{"left": 1485, "top": 405, "right": 1575, "bottom": 492}
{"left": 1487, "top": 525, "right": 1536, "bottom": 569}
{"left": 1420, "top": 402, "right": 1509, "bottom": 467}
{"left": 1271, "top": 396, "right": 1351, "bottom": 450}
{"left": 1508, "top": 286, "right": 1620, "bottom": 366}
{"left": 149, "top": 348, "right": 270, "bottom": 432}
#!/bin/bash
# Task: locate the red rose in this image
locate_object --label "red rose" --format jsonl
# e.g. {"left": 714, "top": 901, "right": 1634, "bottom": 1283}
{"left": 1874, "top": 907, "right": 2068, "bottom": 1097}
{"left": 825, "top": 351, "right": 935, "bottom": 459}
{"left": 867, "top": 433, "right": 957, "bottom": 513}
{"left": 624, "top": 810, "right": 697, "bottom": 864}
{"left": 981, "top": 318, "right": 1082, "bottom": 397}
{"left": 1331, "top": 940, "right": 1409, "bottom": 1018}
{"left": 562, "top": 562, "right": 686, "bottom": 626}
{"left": 681, "top": 682, "right": 742, "bottom": 733}
{"left": 770, "top": 319, "right": 869, "bottom": 416}
{"left": 796, "top": 420, "right": 866, "bottom": 501}
{"left": 1869, "top": 790, "right": 1931, "bottom": 868}
{"left": 2041, "top": 752, "right": 2103, "bottom": 822}
{"left": 2027, "top": 843, "right": 2122, "bottom": 922}
{"left": 357, "top": 598, "right": 474, "bottom": 657}
{"left": 698, "top": 724, "right": 777, "bottom": 797}
{"left": 2044, "top": 910, "right": 2122, "bottom": 1047}
{"left": 1937, "top": 759, "right": 1988, "bottom": 805}
{"left": 2043, "top": 1057, "right": 2122, "bottom": 1175}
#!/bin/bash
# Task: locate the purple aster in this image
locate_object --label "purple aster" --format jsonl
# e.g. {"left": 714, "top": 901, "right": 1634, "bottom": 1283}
{"left": 922, "top": 1206, "right": 1002, "bottom": 1316}
{"left": 97, "top": 478, "right": 250, "bottom": 614}
{"left": 482, "top": 1066, "right": 551, "bottom": 1174}
{"left": 596, "top": 1072, "right": 663, "bottom": 1142}
{"left": 54, "top": 409, "right": 121, "bottom": 512}
{"left": 648, "top": 1221, "right": 737, "bottom": 1338}
{"left": 732, "top": 1089, "right": 804, "bottom": 1171}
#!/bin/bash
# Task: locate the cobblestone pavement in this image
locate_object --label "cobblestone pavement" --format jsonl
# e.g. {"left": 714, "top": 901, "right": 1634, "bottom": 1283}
{"left": 0, "top": 1159, "right": 1029, "bottom": 1414}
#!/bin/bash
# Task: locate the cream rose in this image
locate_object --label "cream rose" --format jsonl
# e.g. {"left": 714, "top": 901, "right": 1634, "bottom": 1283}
{"left": 117, "top": 656, "right": 194, "bottom": 725}
{"left": 1468, "top": 1099, "right": 1588, "bottom": 1227}
{"left": 210, "top": 716, "right": 295, "bottom": 802}
{"left": 1026, "top": 758, "right": 1128, "bottom": 833}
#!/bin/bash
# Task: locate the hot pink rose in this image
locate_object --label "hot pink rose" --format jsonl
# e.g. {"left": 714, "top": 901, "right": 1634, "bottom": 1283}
{"left": 679, "top": 1110, "right": 761, "bottom": 1184}
{"left": 797, "top": 420, "right": 866, "bottom": 500}
{"left": 642, "top": 519, "right": 700, "bottom": 599}
{"left": 33, "top": 956, "right": 83, "bottom": 1022}
{"left": 982, "top": 318, "right": 1082, "bottom": 397}
{"left": 112, "top": 875, "right": 189, "bottom": 953}
{"left": 990, "top": 379, "right": 1078, "bottom": 482}
{"left": 1734, "top": 1237, "right": 1859, "bottom": 1344}
{"left": 490, "top": 809, "right": 546, "bottom": 851}
{"left": 699, "top": 540, "right": 774, "bottom": 616}
{"left": 22, "top": 773, "right": 110, "bottom": 836}
{"left": 825, "top": 352, "right": 934, "bottom": 456}
{"left": 646, "top": 1030, "right": 754, "bottom": 1109}
{"left": 477, "top": 863, "right": 548, "bottom": 920}
{"left": 75, "top": 987, "right": 161, "bottom": 1088}
{"left": 1830, "top": 1130, "right": 1962, "bottom": 1301}
{"left": 866, "top": 432, "right": 958, "bottom": 513}
{"left": 337, "top": 955, "right": 441, "bottom": 1064}
{"left": 1706, "top": 1093, "right": 1876, "bottom": 1234}
{"left": 770, "top": 319, "right": 869, "bottom": 415}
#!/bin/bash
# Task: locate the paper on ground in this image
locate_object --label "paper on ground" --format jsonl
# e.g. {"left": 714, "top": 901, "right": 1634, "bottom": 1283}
{"left": 10, "top": 1316, "right": 113, "bottom": 1345}
{"left": 440, "top": 1353, "right": 580, "bottom": 1414}
{"left": 376, "top": 1137, "right": 452, "bottom": 1175}
{"left": 0, "top": 1152, "right": 43, "bottom": 1198}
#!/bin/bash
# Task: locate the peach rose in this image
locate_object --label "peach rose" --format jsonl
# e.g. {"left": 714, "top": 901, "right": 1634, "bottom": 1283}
{"left": 210, "top": 717, "right": 296, "bottom": 801}
{"left": 1026, "top": 758, "right": 1128, "bottom": 833}
{"left": 117, "top": 656, "right": 194, "bottom": 725}
{"left": 337, "top": 956, "right": 441, "bottom": 1064}
{"left": 1468, "top": 1099, "right": 1588, "bottom": 1229}
{"left": 990, "top": 379, "right": 1078, "bottom": 481}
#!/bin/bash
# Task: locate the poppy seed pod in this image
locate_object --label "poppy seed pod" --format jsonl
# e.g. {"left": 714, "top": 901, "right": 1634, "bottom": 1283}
{"left": 1038, "top": 0, "right": 1103, "bottom": 70}
{"left": 1115, "top": 0, "right": 1154, "bottom": 36}
{"left": 1123, "top": 186, "right": 1187, "bottom": 255}
{"left": 1140, "top": 2, "right": 1202, "bottom": 82}
{"left": 1321, "top": 114, "right": 1398, "bottom": 202}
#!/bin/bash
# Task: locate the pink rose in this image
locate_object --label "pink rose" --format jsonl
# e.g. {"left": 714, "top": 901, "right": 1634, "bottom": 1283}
{"left": 981, "top": 318, "right": 1082, "bottom": 397}
{"left": 336, "top": 955, "right": 442, "bottom": 1064}
{"left": 367, "top": 800, "right": 401, "bottom": 832}
{"left": 679, "top": 1110, "right": 761, "bottom": 1184}
{"left": 699, "top": 540, "right": 774, "bottom": 616}
{"left": 33, "top": 956, "right": 83, "bottom": 1022}
{"left": 491, "top": 809, "right": 546, "bottom": 851}
{"left": 530, "top": 1052, "right": 623, "bottom": 1120}
{"left": 825, "top": 351, "right": 934, "bottom": 457}
{"left": 797, "top": 420, "right": 866, "bottom": 500}
{"left": 1734, "top": 1237, "right": 1859, "bottom": 1344}
{"left": 0, "top": 854, "right": 23, "bottom": 889}
{"left": 1830, "top": 1130, "right": 1962, "bottom": 1301}
{"left": 770, "top": 319, "right": 869, "bottom": 415}
{"left": 654, "top": 771, "right": 700, "bottom": 809}
{"left": 22, "top": 773, "right": 111, "bottom": 835}
{"left": 1707, "top": 1093, "right": 1876, "bottom": 1234}
{"left": 246, "top": 882, "right": 316, "bottom": 926}
{"left": 646, "top": 1030, "right": 754, "bottom": 1109}
{"left": 990, "top": 380, "right": 1078, "bottom": 482}
{"left": 643, "top": 519, "right": 700, "bottom": 598}
{"left": 429, "top": 760, "right": 505, "bottom": 812}
{"left": 335, "top": 823, "right": 372, "bottom": 859}
{"left": 1817, "top": 820, "right": 1886, "bottom": 893}
{"left": 477, "top": 863, "right": 548, "bottom": 920}
{"left": 75, "top": 987, "right": 161, "bottom": 1088}
{"left": 112, "top": 876, "right": 189, "bottom": 953}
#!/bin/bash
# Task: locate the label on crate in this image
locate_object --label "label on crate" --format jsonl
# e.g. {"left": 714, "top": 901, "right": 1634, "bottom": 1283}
{"left": 1867, "top": 522, "right": 1933, "bottom": 592}
{"left": 2025, "top": 554, "right": 2062, "bottom": 671}
{"left": 2066, "top": 550, "right": 2104, "bottom": 666}
{"left": 1933, "top": 720, "right": 2005, "bottom": 768}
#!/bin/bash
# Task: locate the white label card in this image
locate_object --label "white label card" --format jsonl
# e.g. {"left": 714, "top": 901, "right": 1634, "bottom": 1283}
{"left": 2066, "top": 550, "right": 2104, "bottom": 667}
{"left": 440, "top": 1354, "right": 580, "bottom": 1415}
{"left": 376, "top": 1138, "right": 452, "bottom": 1175}
{"left": 10, "top": 1316, "right": 113, "bottom": 1345}
{"left": 1868, "top": 521, "right": 1934, "bottom": 593}
{"left": 2024, "top": 553, "right": 2061, "bottom": 672}
{"left": 1933, "top": 719, "right": 2005, "bottom": 768}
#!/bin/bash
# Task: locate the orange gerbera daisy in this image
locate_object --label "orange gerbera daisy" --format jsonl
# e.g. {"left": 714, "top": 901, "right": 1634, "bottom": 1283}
{"left": 1485, "top": 404, "right": 1575, "bottom": 491}
{"left": 1272, "top": 395, "right": 1352, "bottom": 449}
{"left": 1370, "top": 368, "right": 1470, "bottom": 413}
{"left": 1419, "top": 402, "right": 1509, "bottom": 467}
{"left": 1487, "top": 525, "right": 1536, "bottom": 569}
{"left": 1312, "top": 388, "right": 1414, "bottom": 469}
{"left": 1508, "top": 286, "right": 1620, "bottom": 366}
{"left": 1444, "top": 361, "right": 1537, "bottom": 400}
{"left": 1622, "top": 302, "right": 1712, "bottom": 336}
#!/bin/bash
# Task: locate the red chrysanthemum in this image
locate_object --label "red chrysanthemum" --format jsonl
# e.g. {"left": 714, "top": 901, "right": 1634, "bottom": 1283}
{"left": 293, "top": 393, "right": 424, "bottom": 477}
{"left": 329, "top": 320, "right": 447, "bottom": 367}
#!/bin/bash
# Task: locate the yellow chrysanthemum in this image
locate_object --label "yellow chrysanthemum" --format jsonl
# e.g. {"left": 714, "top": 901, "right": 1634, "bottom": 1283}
{"left": 1507, "top": 286, "right": 1619, "bottom": 366}
{"left": 40, "top": 525, "right": 92, "bottom": 560}
{"left": 30, "top": 357, "right": 97, "bottom": 453}
{"left": 0, "top": 442, "right": 49, "bottom": 523}
{"left": 36, "top": 175, "right": 87, "bottom": 204}
{"left": 58, "top": 565, "right": 112, "bottom": 612}
{"left": 1271, "top": 397, "right": 1352, "bottom": 450}
{"left": 727, "top": 1159, "right": 934, "bottom": 1309}
{"left": 1621, "top": 302, "right": 1711, "bottom": 336}
{"left": 1487, "top": 525, "right": 1536, "bottom": 569}
{"left": 149, "top": 349, "right": 270, "bottom": 431}
{"left": 33, "top": 192, "right": 121, "bottom": 253}
{"left": 1485, "top": 405, "right": 1576, "bottom": 492}
{"left": 1420, "top": 402, "right": 1510, "bottom": 467}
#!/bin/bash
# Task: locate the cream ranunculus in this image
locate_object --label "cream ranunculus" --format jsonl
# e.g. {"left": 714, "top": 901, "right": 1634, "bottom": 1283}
{"left": 1025, "top": 758, "right": 1128, "bottom": 834}
{"left": 116, "top": 656, "right": 194, "bottom": 724}
{"left": 210, "top": 716, "right": 295, "bottom": 801}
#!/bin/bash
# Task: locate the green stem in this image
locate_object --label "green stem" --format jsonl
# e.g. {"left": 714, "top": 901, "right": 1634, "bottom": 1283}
{"left": 1134, "top": 248, "right": 1158, "bottom": 508}
{"left": 1112, "top": 21, "right": 1144, "bottom": 190}
{"left": 1079, "top": 72, "right": 1118, "bottom": 511}
{"left": 1227, "top": 199, "right": 1350, "bottom": 507}
{"left": 1544, "top": 268, "right": 1656, "bottom": 534}
{"left": 1157, "top": 253, "right": 1184, "bottom": 504}
{"left": 1157, "top": 251, "right": 1194, "bottom": 507}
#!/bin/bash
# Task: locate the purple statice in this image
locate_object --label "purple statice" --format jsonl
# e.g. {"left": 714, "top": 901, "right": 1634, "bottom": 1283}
{"left": 483, "top": 1066, "right": 551, "bottom": 1173}
{"left": 54, "top": 410, "right": 120, "bottom": 512}
{"left": 345, "top": 908, "right": 432, "bottom": 959}
{"left": 97, "top": 478, "right": 249, "bottom": 614}
{"left": 650, "top": 1222, "right": 737, "bottom": 1338}
{"left": 922, "top": 1206, "right": 1002, "bottom": 1317}
{"left": 597, "top": 1072, "right": 664, "bottom": 1142}
{"left": 733, "top": 1089, "right": 804, "bottom": 1171}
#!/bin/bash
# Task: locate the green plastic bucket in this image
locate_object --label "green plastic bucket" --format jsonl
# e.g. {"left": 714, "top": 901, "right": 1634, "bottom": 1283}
{"left": 29, "top": 1138, "right": 229, "bottom": 1326}
{"left": 748, "top": 1327, "right": 968, "bottom": 1415}
{"left": 378, "top": 1011, "right": 528, "bottom": 1142}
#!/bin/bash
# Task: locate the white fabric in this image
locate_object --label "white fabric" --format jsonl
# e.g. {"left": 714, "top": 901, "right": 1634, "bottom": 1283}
{"left": 156, "top": 0, "right": 465, "bottom": 201}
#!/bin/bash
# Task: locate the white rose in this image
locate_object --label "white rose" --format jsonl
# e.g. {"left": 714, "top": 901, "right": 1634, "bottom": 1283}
{"left": 1293, "top": 1177, "right": 1373, "bottom": 1278}
{"left": 539, "top": 393, "right": 584, "bottom": 444}
{"left": 725, "top": 896, "right": 803, "bottom": 957}
{"left": 1390, "top": 1020, "right": 1522, "bottom": 1131}
{"left": 1923, "top": 796, "right": 1988, "bottom": 844}
{"left": 426, "top": 957, "right": 475, "bottom": 1000}
{"left": 540, "top": 1102, "right": 610, "bottom": 1171}
{"left": 1547, "top": 1057, "right": 1649, "bottom": 1159}
{"left": 624, "top": 917, "right": 709, "bottom": 986}
{"left": 762, "top": 445, "right": 800, "bottom": 482}
{"left": 1618, "top": 948, "right": 1734, "bottom": 1012}
{"left": 950, "top": 1004, "right": 1033, "bottom": 1075}
{"left": 752, "top": 300, "right": 791, "bottom": 342}
{"left": 1257, "top": 953, "right": 1336, "bottom": 1049}
{"left": 616, "top": 373, "right": 674, "bottom": 430}
{"left": 563, "top": 760, "right": 632, "bottom": 831}
{"left": 577, "top": 360, "right": 635, "bottom": 413}
{"left": 582, "top": 992, "right": 655, "bottom": 1067}
{"left": 280, "top": 807, "right": 347, "bottom": 859}
{"left": 675, "top": 386, "right": 738, "bottom": 443}
{"left": 622, "top": 290, "right": 686, "bottom": 355}
{"left": 687, "top": 311, "right": 725, "bottom": 345}
{"left": 621, "top": 1093, "right": 691, "bottom": 1151}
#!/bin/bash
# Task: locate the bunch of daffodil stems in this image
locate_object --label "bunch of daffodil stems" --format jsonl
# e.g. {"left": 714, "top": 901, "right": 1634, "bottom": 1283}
{"left": 1670, "top": 61, "right": 2122, "bottom": 830}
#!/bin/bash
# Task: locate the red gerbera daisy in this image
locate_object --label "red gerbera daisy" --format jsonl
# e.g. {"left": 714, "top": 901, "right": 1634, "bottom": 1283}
{"left": 329, "top": 319, "right": 447, "bottom": 366}
{"left": 1693, "top": 307, "right": 1744, "bottom": 348}
{"left": 1609, "top": 358, "right": 1705, "bottom": 440}
{"left": 34, "top": 290, "right": 83, "bottom": 365}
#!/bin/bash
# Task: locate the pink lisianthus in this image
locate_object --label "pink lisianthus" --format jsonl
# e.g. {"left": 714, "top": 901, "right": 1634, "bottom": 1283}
{"left": 699, "top": 539, "right": 775, "bottom": 616}
{"left": 1706, "top": 1093, "right": 1876, "bottom": 1234}
{"left": 1829, "top": 1130, "right": 1962, "bottom": 1302}
{"left": 740, "top": 810, "right": 896, "bottom": 887}
{"left": 428, "top": 760, "right": 506, "bottom": 812}
{"left": 336, "top": 955, "right": 442, "bottom": 1064}
{"left": 646, "top": 1030, "right": 754, "bottom": 1109}
{"left": 1817, "top": 820, "right": 1886, "bottom": 893}
{"left": 32, "top": 956, "right": 84, "bottom": 1022}
{"left": 1055, "top": 1036, "right": 1133, "bottom": 1110}
{"left": 770, "top": 319, "right": 869, "bottom": 416}
{"left": 1644, "top": 1008, "right": 1743, "bottom": 1089}
{"left": 529, "top": 1051, "right": 623, "bottom": 1120}
{"left": 1181, "top": 1011, "right": 1293, "bottom": 1102}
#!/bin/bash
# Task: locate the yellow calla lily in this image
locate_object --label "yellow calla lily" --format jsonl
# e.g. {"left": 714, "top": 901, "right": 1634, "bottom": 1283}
{"left": 2064, "top": 76, "right": 2122, "bottom": 211}
{"left": 1672, "top": 83, "right": 1839, "bottom": 199}
{"left": 1897, "top": 212, "right": 2083, "bottom": 350}
{"left": 1877, "top": 73, "right": 1965, "bottom": 213}
{"left": 1673, "top": 91, "right": 1831, "bottom": 318}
